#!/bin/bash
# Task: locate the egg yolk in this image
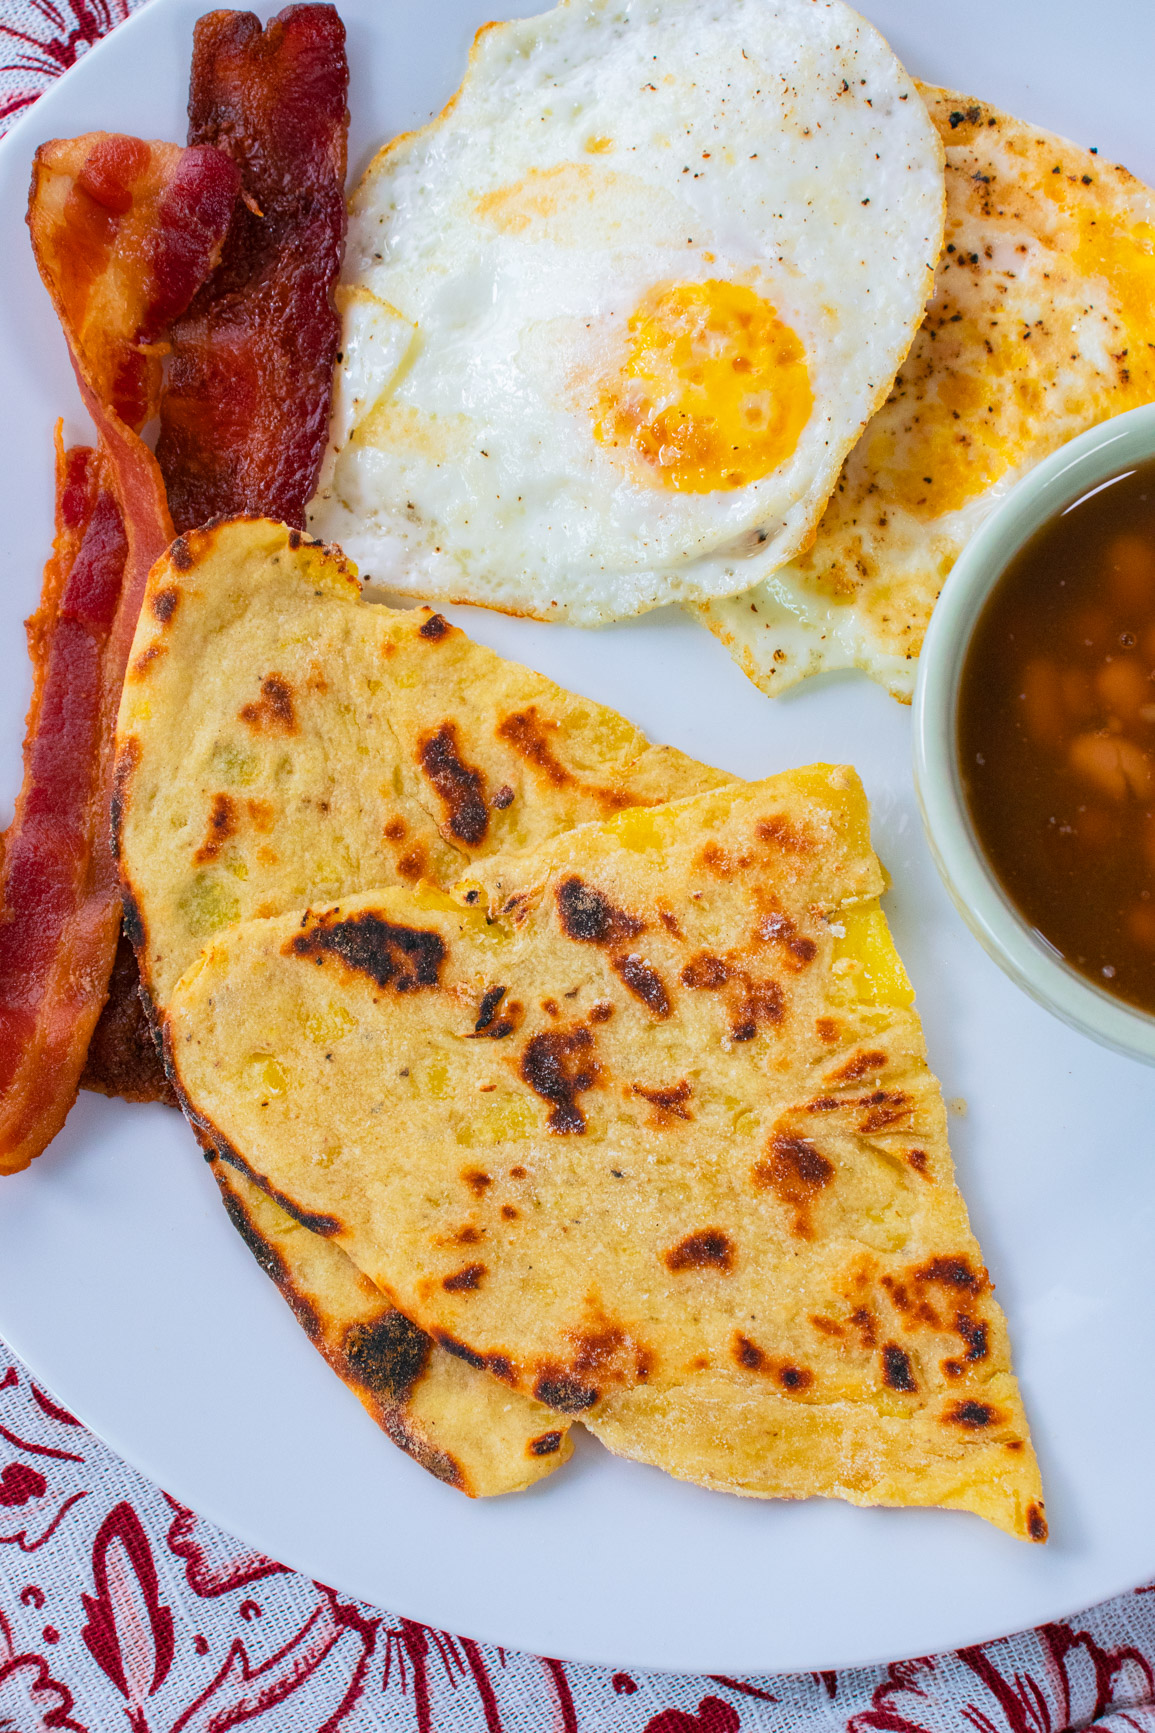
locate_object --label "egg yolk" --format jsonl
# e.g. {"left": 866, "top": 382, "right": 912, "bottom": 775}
{"left": 593, "top": 280, "right": 812, "bottom": 492}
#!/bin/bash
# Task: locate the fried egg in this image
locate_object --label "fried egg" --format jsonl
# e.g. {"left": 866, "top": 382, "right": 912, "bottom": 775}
{"left": 309, "top": 0, "right": 944, "bottom": 624}
{"left": 699, "top": 87, "right": 1155, "bottom": 699}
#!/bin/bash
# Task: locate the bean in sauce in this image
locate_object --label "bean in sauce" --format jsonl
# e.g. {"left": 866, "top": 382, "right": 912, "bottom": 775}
{"left": 959, "top": 456, "right": 1155, "bottom": 1014}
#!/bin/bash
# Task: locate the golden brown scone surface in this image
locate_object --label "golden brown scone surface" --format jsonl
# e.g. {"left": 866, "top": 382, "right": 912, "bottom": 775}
{"left": 167, "top": 769, "right": 1045, "bottom": 1540}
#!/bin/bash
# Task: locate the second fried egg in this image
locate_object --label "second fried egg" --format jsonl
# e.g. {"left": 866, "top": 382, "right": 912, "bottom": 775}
{"left": 699, "top": 87, "right": 1155, "bottom": 699}
{"left": 310, "top": 0, "right": 944, "bottom": 624}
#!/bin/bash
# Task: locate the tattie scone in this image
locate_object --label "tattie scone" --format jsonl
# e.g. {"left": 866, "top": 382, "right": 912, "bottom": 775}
{"left": 165, "top": 769, "right": 1045, "bottom": 1539}
{"left": 114, "top": 516, "right": 728, "bottom": 1493}
{"left": 115, "top": 518, "right": 728, "bottom": 1009}
{"left": 699, "top": 86, "right": 1155, "bottom": 699}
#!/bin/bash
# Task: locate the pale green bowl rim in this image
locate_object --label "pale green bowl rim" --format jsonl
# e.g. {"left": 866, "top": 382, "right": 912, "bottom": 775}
{"left": 912, "top": 401, "right": 1155, "bottom": 1066}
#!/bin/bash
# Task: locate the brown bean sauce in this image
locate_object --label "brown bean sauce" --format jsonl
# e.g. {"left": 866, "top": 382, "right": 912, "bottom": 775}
{"left": 959, "top": 455, "right": 1155, "bottom": 1014}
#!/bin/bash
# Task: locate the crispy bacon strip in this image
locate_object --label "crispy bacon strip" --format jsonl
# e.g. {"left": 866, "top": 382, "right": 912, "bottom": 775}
{"left": 157, "top": 5, "right": 349, "bottom": 529}
{"left": 0, "top": 139, "right": 237, "bottom": 1169}
{"left": 29, "top": 131, "right": 239, "bottom": 681}
{"left": 0, "top": 439, "right": 128, "bottom": 1170}
{"left": 30, "top": 134, "right": 241, "bottom": 431}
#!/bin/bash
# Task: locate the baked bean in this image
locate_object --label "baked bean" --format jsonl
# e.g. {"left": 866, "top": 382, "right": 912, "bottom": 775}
{"left": 1068, "top": 732, "right": 1153, "bottom": 800}
{"left": 1096, "top": 656, "right": 1149, "bottom": 722}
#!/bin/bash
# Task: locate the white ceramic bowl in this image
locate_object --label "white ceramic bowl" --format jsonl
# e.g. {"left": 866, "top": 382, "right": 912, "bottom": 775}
{"left": 913, "top": 402, "right": 1155, "bottom": 1066}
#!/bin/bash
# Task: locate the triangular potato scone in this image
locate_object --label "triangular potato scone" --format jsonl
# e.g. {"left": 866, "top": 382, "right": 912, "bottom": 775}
{"left": 165, "top": 770, "right": 1045, "bottom": 1539}
{"left": 114, "top": 518, "right": 728, "bottom": 1492}
{"left": 117, "top": 519, "right": 727, "bottom": 1009}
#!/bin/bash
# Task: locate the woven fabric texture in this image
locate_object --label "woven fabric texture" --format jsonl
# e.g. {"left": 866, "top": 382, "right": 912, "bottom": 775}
{"left": 1, "top": 2, "right": 1152, "bottom": 1728}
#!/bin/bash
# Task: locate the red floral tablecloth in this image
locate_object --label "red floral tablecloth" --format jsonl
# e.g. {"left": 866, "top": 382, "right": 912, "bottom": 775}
{"left": 4, "top": 4, "right": 1155, "bottom": 1728}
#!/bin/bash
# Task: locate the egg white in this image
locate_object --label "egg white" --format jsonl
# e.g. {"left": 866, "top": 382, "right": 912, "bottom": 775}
{"left": 310, "top": 0, "right": 944, "bottom": 624}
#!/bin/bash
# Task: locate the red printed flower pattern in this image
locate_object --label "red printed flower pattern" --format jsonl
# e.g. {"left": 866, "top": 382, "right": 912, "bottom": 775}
{"left": 0, "top": 0, "right": 132, "bottom": 126}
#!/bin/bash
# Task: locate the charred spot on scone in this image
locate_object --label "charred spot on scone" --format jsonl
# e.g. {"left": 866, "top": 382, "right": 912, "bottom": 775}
{"left": 533, "top": 1369, "right": 599, "bottom": 1412}
{"left": 954, "top": 1313, "right": 989, "bottom": 1363}
{"left": 529, "top": 1430, "right": 564, "bottom": 1457}
{"left": 755, "top": 814, "right": 813, "bottom": 853}
{"left": 733, "top": 1332, "right": 764, "bottom": 1371}
{"left": 520, "top": 1026, "right": 598, "bottom": 1133}
{"left": 493, "top": 708, "right": 636, "bottom": 810}
{"left": 216, "top": 1174, "right": 295, "bottom": 1303}
{"left": 418, "top": 611, "right": 450, "bottom": 640}
{"left": 855, "top": 1089, "right": 912, "bottom": 1133}
{"left": 556, "top": 876, "right": 644, "bottom": 945}
{"left": 442, "top": 1262, "right": 486, "bottom": 1292}
{"left": 548, "top": 1318, "right": 653, "bottom": 1399}
{"left": 418, "top": 721, "right": 489, "bottom": 846}
{"left": 633, "top": 1079, "right": 692, "bottom": 1123}
{"left": 473, "top": 985, "right": 507, "bottom": 1032}
{"left": 496, "top": 706, "right": 573, "bottom": 789}
{"left": 881, "top": 1344, "right": 918, "bottom": 1392}
{"left": 664, "top": 1229, "right": 735, "bottom": 1273}
{"left": 166, "top": 535, "right": 194, "bottom": 572}
{"left": 120, "top": 887, "right": 146, "bottom": 951}
{"left": 471, "top": 993, "right": 522, "bottom": 1039}
{"left": 913, "top": 1255, "right": 988, "bottom": 1296}
{"left": 611, "top": 952, "right": 670, "bottom": 1017}
{"left": 731, "top": 1334, "right": 813, "bottom": 1391}
{"left": 754, "top": 908, "right": 817, "bottom": 969}
{"left": 341, "top": 1310, "right": 431, "bottom": 1404}
{"left": 681, "top": 951, "right": 730, "bottom": 990}
{"left": 945, "top": 1399, "right": 1001, "bottom": 1429}
{"left": 286, "top": 909, "right": 445, "bottom": 993}
{"left": 752, "top": 1133, "right": 834, "bottom": 1237}
{"left": 193, "top": 792, "right": 238, "bottom": 865}
{"left": 431, "top": 1332, "right": 513, "bottom": 1391}
{"left": 829, "top": 1048, "right": 888, "bottom": 1083}
{"left": 240, "top": 672, "right": 297, "bottom": 735}
{"left": 131, "top": 643, "right": 167, "bottom": 678}
{"left": 680, "top": 949, "right": 782, "bottom": 1039}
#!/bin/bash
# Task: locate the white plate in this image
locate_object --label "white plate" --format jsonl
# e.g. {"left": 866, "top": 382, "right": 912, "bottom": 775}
{"left": 0, "top": 0, "right": 1153, "bottom": 1678}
